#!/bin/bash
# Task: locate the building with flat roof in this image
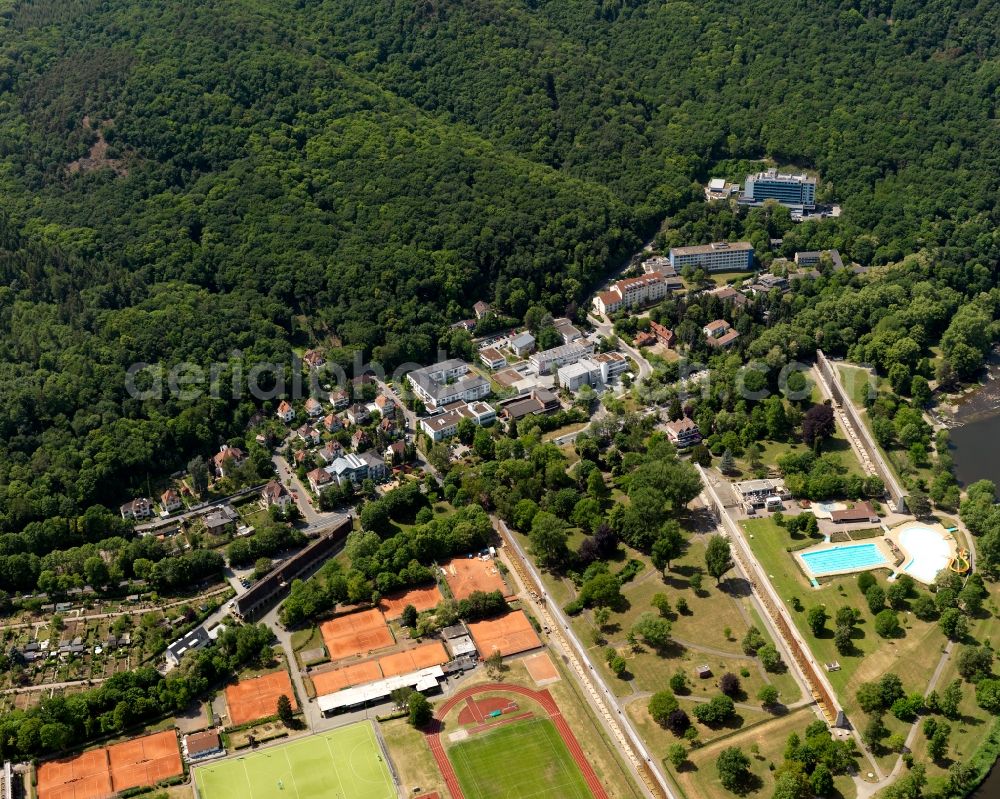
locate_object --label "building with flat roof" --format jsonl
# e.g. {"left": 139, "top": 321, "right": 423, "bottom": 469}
{"left": 795, "top": 249, "right": 844, "bottom": 270}
{"left": 317, "top": 665, "right": 445, "bottom": 715}
{"left": 420, "top": 401, "right": 497, "bottom": 442}
{"left": 741, "top": 169, "right": 816, "bottom": 209}
{"left": 529, "top": 341, "right": 595, "bottom": 375}
{"left": 497, "top": 388, "right": 561, "bottom": 421}
{"left": 479, "top": 347, "right": 507, "bottom": 370}
{"left": 669, "top": 241, "right": 754, "bottom": 273}
{"left": 407, "top": 359, "right": 490, "bottom": 409}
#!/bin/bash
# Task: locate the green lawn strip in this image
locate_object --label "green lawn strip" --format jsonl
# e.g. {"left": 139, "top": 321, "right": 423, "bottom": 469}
{"left": 194, "top": 723, "right": 394, "bottom": 799}
{"left": 742, "top": 516, "right": 948, "bottom": 771}
{"left": 447, "top": 717, "right": 591, "bottom": 799}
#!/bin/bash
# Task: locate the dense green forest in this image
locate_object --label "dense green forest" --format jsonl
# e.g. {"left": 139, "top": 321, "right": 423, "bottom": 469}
{"left": 0, "top": 0, "right": 999, "bottom": 533}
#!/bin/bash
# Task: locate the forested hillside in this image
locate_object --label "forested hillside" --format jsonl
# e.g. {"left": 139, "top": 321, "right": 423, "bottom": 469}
{"left": 0, "top": 0, "right": 999, "bottom": 532}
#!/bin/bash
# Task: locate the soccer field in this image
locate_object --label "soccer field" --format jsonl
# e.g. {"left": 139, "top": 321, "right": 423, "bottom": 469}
{"left": 194, "top": 723, "right": 395, "bottom": 799}
{"left": 448, "top": 717, "right": 591, "bottom": 799}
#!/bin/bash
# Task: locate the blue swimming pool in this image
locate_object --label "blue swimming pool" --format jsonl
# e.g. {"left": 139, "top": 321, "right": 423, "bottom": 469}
{"left": 800, "top": 543, "right": 888, "bottom": 576}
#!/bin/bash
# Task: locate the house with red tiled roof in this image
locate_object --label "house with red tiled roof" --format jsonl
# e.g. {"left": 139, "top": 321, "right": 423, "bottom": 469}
{"left": 323, "top": 413, "right": 343, "bottom": 433}
{"left": 302, "top": 349, "right": 325, "bottom": 369}
{"left": 160, "top": 489, "right": 182, "bottom": 513}
{"left": 276, "top": 400, "right": 295, "bottom": 423}
{"left": 260, "top": 480, "right": 292, "bottom": 510}
{"left": 304, "top": 397, "right": 323, "bottom": 418}
{"left": 212, "top": 445, "right": 247, "bottom": 478}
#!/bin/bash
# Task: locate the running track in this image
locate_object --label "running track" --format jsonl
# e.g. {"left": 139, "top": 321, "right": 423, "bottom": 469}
{"left": 424, "top": 683, "right": 609, "bottom": 799}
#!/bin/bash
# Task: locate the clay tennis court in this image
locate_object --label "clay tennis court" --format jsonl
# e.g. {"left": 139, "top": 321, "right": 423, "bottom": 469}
{"left": 311, "top": 641, "right": 449, "bottom": 696}
{"left": 37, "top": 731, "right": 182, "bottom": 799}
{"left": 467, "top": 611, "right": 542, "bottom": 657}
{"left": 37, "top": 749, "right": 112, "bottom": 799}
{"left": 378, "top": 641, "right": 449, "bottom": 678}
{"left": 378, "top": 584, "right": 444, "bottom": 618}
{"left": 441, "top": 557, "right": 507, "bottom": 600}
{"left": 524, "top": 652, "right": 560, "bottom": 685}
{"left": 225, "top": 671, "right": 297, "bottom": 726}
{"left": 107, "top": 730, "right": 183, "bottom": 793}
{"left": 311, "top": 660, "right": 383, "bottom": 696}
{"left": 320, "top": 608, "right": 395, "bottom": 660}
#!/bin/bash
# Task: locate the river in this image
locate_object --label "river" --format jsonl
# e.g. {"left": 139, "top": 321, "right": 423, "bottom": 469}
{"left": 945, "top": 369, "right": 1000, "bottom": 797}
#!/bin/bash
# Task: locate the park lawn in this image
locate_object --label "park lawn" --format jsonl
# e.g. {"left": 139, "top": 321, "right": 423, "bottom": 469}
{"left": 904, "top": 579, "right": 1000, "bottom": 793}
{"left": 737, "top": 426, "right": 865, "bottom": 480}
{"left": 744, "top": 606, "right": 803, "bottom": 705}
{"left": 742, "top": 516, "right": 950, "bottom": 771}
{"left": 674, "top": 706, "right": 857, "bottom": 799}
{"left": 448, "top": 717, "right": 591, "bottom": 799}
{"left": 542, "top": 422, "right": 589, "bottom": 442}
{"left": 382, "top": 717, "right": 449, "bottom": 799}
{"left": 194, "top": 724, "right": 394, "bottom": 799}
{"left": 625, "top": 698, "right": 772, "bottom": 758}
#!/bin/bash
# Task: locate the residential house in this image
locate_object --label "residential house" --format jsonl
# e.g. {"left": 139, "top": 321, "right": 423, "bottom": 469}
{"left": 308, "top": 467, "right": 335, "bottom": 493}
{"left": 479, "top": 347, "right": 507, "bottom": 370}
{"left": 707, "top": 327, "right": 740, "bottom": 348}
{"left": 296, "top": 424, "right": 321, "bottom": 445}
{"left": 160, "top": 489, "right": 182, "bottom": 513}
{"left": 325, "top": 453, "right": 373, "bottom": 486}
{"left": 329, "top": 389, "right": 350, "bottom": 410}
{"left": 509, "top": 331, "right": 535, "bottom": 357}
{"left": 293, "top": 449, "right": 308, "bottom": 466}
{"left": 212, "top": 445, "right": 247, "bottom": 478}
{"left": 703, "top": 320, "right": 731, "bottom": 339}
{"left": 202, "top": 505, "right": 238, "bottom": 535}
{"left": 650, "top": 321, "right": 675, "bottom": 348}
{"left": 166, "top": 627, "right": 212, "bottom": 667}
{"left": 346, "top": 403, "right": 370, "bottom": 426}
{"left": 591, "top": 272, "right": 675, "bottom": 316}
{"left": 351, "top": 429, "right": 369, "bottom": 450}
{"left": 420, "top": 401, "right": 497, "bottom": 442}
{"left": 304, "top": 397, "right": 323, "bottom": 418}
{"left": 407, "top": 359, "right": 490, "bottom": 409}
{"left": 323, "top": 413, "right": 343, "bottom": 433}
{"left": 378, "top": 417, "right": 395, "bottom": 436}
{"left": 120, "top": 497, "right": 153, "bottom": 521}
{"left": 319, "top": 440, "right": 345, "bottom": 463}
{"left": 276, "top": 400, "right": 295, "bottom": 423}
{"left": 450, "top": 319, "right": 476, "bottom": 333}
{"left": 665, "top": 418, "right": 701, "bottom": 449}
{"left": 473, "top": 301, "right": 491, "bottom": 319}
{"left": 634, "top": 331, "right": 656, "bottom": 348}
{"left": 374, "top": 395, "right": 396, "bottom": 418}
{"left": 385, "top": 440, "right": 408, "bottom": 465}
{"left": 708, "top": 285, "right": 749, "bottom": 307}
{"left": 302, "top": 349, "right": 326, "bottom": 370}
{"left": 260, "top": 480, "right": 293, "bottom": 510}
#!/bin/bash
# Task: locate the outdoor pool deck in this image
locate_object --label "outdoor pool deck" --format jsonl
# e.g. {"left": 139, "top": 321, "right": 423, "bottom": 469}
{"left": 885, "top": 521, "right": 958, "bottom": 584}
{"left": 795, "top": 520, "right": 957, "bottom": 584}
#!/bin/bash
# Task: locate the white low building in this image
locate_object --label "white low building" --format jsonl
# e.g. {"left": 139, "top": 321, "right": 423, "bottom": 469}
{"left": 420, "top": 401, "right": 497, "bottom": 442}
{"left": 529, "top": 341, "right": 595, "bottom": 375}
{"left": 318, "top": 666, "right": 445, "bottom": 715}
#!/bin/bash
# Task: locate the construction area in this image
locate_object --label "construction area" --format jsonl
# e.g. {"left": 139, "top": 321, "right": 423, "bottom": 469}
{"left": 224, "top": 670, "right": 298, "bottom": 726}
{"left": 36, "top": 730, "right": 183, "bottom": 799}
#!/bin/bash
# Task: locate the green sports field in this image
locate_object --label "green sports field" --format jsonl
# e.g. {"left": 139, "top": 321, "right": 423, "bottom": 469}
{"left": 194, "top": 723, "right": 395, "bottom": 799}
{"left": 448, "top": 717, "right": 591, "bottom": 799}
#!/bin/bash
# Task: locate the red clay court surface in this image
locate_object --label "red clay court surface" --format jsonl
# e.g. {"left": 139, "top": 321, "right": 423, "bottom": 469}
{"left": 378, "top": 584, "right": 444, "bottom": 618}
{"left": 225, "top": 670, "right": 298, "bottom": 726}
{"left": 425, "top": 683, "right": 608, "bottom": 799}
{"left": 467, "top": 610, "right": 542, "bottom": 657}
{"left": 457, "top": 696, "right": 519, "bottom": 726}
{"left": 524, "top": 651, "right": 560, "bottom": 685}
{"left": 441, "top": 557, "right": 507, "bottom": 600}
{"left": 320, "top": 607, "right": 395, "bottom": 660}
{"left": 311, "top": 641, "right": 449, "bottom": 695}
{"left": 106, "top": 730, "right": 183, "bottom": 793}
{"left": 37, "top": 730, "right": 182, "bottom": 799}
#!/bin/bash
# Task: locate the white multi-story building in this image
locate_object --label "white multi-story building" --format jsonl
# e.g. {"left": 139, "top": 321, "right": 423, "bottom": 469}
{"left": 407, "top": 359, "right": 490, "bottom": 409}
{"left": 529, "top": 341, "right": 595, "bottom": 375}
{"left": 557, "top": 352, "right": 629, "bottom": 390}
{"left": 669, "top": 241, "right": 755, "bottom": 273}
{"left": 592, "top": 271, "right": 675, "bottom": 316}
